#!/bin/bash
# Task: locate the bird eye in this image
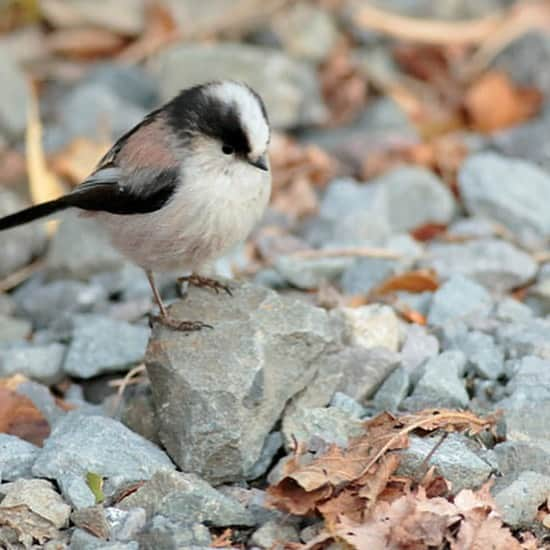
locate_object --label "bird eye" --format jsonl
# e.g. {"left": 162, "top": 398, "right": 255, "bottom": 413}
{"left": 222, "top": 144, "right": 234, "bottom": 155}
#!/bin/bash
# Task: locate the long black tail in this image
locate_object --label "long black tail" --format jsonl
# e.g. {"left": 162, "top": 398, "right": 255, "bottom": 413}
{"left": 0, "top": 198, "right": 69, "bottom": 231}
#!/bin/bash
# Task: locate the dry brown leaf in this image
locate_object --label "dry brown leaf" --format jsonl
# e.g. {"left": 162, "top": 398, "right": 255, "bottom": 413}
{"left": 465, "top": 71, "right": 543, "bottom": 133}
{"left": 0, "top": 505, "right": 59, "bottom": 547}
{"left": 269, "top": 409, "right": 497, "bottom": 517}
{"left": 372, "top": 269, "right": 439, "bottom": 296}
{"left": 26, "top": 86, "right": 65, "bottom": 236}
{"left": 271, "top": 177, "right": 319, "bottom": 219}
{"left": 118, "top": 0, "right": 180, "bottom": 63}
{"left": 410, "top": 222, "right": 448, "bottom": 242}
{"left": 46, "top": 27, "right": 127, "bottom": 58}
{"left": 51, "top": 137, "right": 111, "bottom": 184}
{"left": 210, "top": 528, "right": 233, "bottom": 548}
{"left": 270, "top": 133, "right": 335, "bottom": 191}
{"left": 320, "top": 39, "right": 368, "bottom": 126}
{"left": 0, "top": 387, "right": 50, "bottom": 446}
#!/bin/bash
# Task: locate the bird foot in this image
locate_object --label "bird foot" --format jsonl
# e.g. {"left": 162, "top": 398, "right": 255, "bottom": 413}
{"left": 177, "top": 274, "right": 233, "bottom": 296}
{"left": 149, "top": 314, "right": 213, "bottom": 332}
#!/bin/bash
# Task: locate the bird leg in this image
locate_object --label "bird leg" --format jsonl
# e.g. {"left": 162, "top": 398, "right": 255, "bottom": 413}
{"left": 177, "top": 274, "right": 233, "bottom": 296}
{"left": 146, "top": 270, "right": 212, "bottom": 331}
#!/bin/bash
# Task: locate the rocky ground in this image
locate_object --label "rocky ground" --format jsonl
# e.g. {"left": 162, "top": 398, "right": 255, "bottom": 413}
{"left": 2, "top": 0, "right": 550, "bottom": 549}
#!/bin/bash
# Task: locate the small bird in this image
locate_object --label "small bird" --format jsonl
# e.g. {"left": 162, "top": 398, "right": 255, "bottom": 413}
{"left": 0, "top": 81, "right": 272, "bottom": 330}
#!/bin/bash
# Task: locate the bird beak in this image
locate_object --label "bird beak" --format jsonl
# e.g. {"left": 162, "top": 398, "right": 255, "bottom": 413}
{"left": 248, "top": 153, "right": 269, "bottom": 171}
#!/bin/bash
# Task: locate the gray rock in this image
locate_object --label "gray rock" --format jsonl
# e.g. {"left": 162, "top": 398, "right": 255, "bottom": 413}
{"left": 282, "top": 406, "right": 364, "bottom": 450}
{"left": 271, "top": 3, "right": 338, "bottom": 62}
{"left": 32, "top": 413, "right": 175, "bottom": 497}
{"left": 0, "top": 190, "right": 47, "bottom": 279}
{"left": 447, "top": 217, "right": 497, "bottom": 239}
{"left": 40, "top": 0, "right": 145, "bottom": 35}
{"left": 251, "top": 519, "right": 300, "bottom": 548}
{"left": 493, "top": 471, "right": 550, "bottom": 528}
{"left": 84, "top": 64, "right": 158, "bottom": 109}
{"left": 428, "top": 275, "right": 492, "bottom": 326}
{"left": 502, "top": 401, "right": 550, "bottom": 452}
{"left": 58, "top": 472, "right": 97, "bottom": 510}
{"left": 491, "top": 110, "right": 550, "bottom": 173}
{"left": 247, "top": 431, "right": 284, "bottom": 481}
{"left": 0, "top": 49, "right": 29, "bottom": 139}
{"left": 496, "top": 319, "right": 550, "bottom": 360}
{"left": 217, "top": 485, "right": 285, "bottom": 526}
{"left": 459, "top": 153, "right": 550, "bottom": 248}
{"left": 407, "top": 351, "right": 469, "bottom": 408}
{"left": 494, "top": 441, "right": 550, "bottom": 480}
{"left": 148, "top": 43, "right": 326, "bottom": 129}
{"left": 0, "top": 315, "right": 31, "bottom": 343}
{"left": 0, "top": 479, "right": 71, "bottom": 529}
{"left": 304, "top": 178, "right": 391, "bottom": 246}
{"left": 117, "top": 469, "right": 254, "bottom": 526}
{"left": 377, "top": 166, "right": 456, "bottom": 233}
{"left": 400, "top": 324, "right": 439, "bottom": 372}
{"left": 495, "top": 31, "right": 550, "bottom": 100}
{"left": 63, "top": 315, "right": 150, "bottom": 378}
{"left": 340, "top": 257, "right": 398, "bottom": 295}
{"left": 47, "top": 212, "right": 127, "bottom": 279}
{"left": 49, "top": 82, "right": 147, "bottom": 150}
{"left": 452, "top": 331, "right": 504, "bottom": 380}
{"left": 289, "top": 346, "right": 400, "bottom": 410}
{"left": 398, "top": 434, "right": 493, "bottom": 493}
{"left": 330, "top": 392, "right": 366, "bottom": 418}
{"left": 274, "top": 254, "right": 353, "bottom": 289}
{"left": 373, "top": 367, "right": 410, "bottom": 411}
{"left": 336, "top": 304, "right": 400, "bottom": 352}
{"left": 422, "top": 239, "right": 537, "bottom": 292}
{"left": 301, "top": 98, "right": 419, "bottom": 172}
{"left": 365, "top": 0, "right": 511, "bottom": 19}
{"left": 16, "top": 380, "right": 67, "bottom": 428}
{"left": 0, "top": 434, "right": 39, "bottom": 480}
{"left": 138, "top": 516, "right": 211, "bottom": 550}
{"left": 13, "top": 277, "right": 107, "bottom": 329}
{"left": 0, "top": 343, "right": 66, "bottom": 384}
{"left": 494, "top": 297, "right": 533, "bottom": 323}
{"left": 105, "top": 507, "right": 146, "bottom": 541}
{"left": 145, "top": 282, "right": 333, "bottom": 483}
{"left": 120, "top": 387, "right": 160, "bottom": 445}
{"left": 70, "top": 528, "right": 138, "bottom": 550}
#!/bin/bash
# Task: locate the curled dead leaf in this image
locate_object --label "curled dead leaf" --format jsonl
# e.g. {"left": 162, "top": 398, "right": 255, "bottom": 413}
{"left": 371, "top": 269, "right": 439, "bottom": 296}
{"left": 465, "top": 71, "right": 542, "bottom": 133}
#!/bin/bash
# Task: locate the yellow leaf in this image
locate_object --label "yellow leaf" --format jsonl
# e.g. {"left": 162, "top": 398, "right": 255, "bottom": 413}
{"left": 86, "top": 472, "right": 105, "bottom": 504}
{"left": 25, "top": 85, "right": 65, "bottom": 235}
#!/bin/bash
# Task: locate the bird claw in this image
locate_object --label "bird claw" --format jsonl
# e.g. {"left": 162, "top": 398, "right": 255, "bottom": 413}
{"left": 177, "top": 275, "right": 233, "bottom": 296}
{"left": 149, "top": 314, "right": 213, "bottom": 332}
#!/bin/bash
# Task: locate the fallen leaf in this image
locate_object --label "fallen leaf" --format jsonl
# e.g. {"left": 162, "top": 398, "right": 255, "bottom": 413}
{"left": 372, "top": 269, "right": 439, "bottom": 296}
{"left": 46, "top": 27, "right": 127, "bottom": 58}
{"left": 211, "top": 528, "right": 234, "bottom": 548}
{"left": 411, "top": 222, "right": 448, "bottom": 242}
{"left": 86, "top": 472, "right": 105, "bottom": 504}
{"left": 0, "top": 387, "right": 49, "bottom": 446}
{"left": 0, "top": 505, "right": 59, "bottom": 547}
{"left": 320, "top": 38, "right": 368, "bottom": 126}
{"left": 26, "top": 86, "right": 66, "bottom": 235}
{"left": 268, "top": 409, "right": 497, "bottom": 517}
{"left": 118, "top": 0, "right": 180, "bottom": 63}
{"left": 465, "top": 71, "right": 542, "bottom": 133}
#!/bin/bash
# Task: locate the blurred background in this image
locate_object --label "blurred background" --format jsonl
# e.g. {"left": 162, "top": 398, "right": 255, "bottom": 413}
{"left": 0, "top": 0, "right": 549, "bottom": 284}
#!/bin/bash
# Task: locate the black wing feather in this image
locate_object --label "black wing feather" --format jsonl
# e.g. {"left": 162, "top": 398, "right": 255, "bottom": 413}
{"left": 66, "top": 166, "right": 179, "bottom": 215}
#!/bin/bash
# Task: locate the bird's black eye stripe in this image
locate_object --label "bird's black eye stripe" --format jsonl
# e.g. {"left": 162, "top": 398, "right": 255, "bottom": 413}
{"left": 222, "top": 144, "right": 234, "bottom": 155}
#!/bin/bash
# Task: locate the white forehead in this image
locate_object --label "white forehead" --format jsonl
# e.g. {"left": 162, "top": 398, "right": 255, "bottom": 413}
{"left": 207, "top": 81, "right": 270, "bottom": 156}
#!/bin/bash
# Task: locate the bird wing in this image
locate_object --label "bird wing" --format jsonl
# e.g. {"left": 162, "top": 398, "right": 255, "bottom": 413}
{"left": 65, "top": 164, "right": 179, "bottom": 215}
{"left": 65, "top": 109, "right": 181, "bottom": 216}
